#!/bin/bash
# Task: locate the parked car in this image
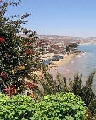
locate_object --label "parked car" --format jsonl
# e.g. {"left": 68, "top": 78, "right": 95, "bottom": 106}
{"left": 42, "top": 60, "right": 53, "bottom": 66}
{"left": 58, "top": 55, "right": 63, "bottom": 59}
{"left": 52, "top": 55, "right": 60, "bottom": 61}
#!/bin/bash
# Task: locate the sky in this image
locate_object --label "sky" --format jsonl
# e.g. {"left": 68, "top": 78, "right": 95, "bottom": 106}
{"left": 7, "top": 0, "right": 96, "bottom": 37}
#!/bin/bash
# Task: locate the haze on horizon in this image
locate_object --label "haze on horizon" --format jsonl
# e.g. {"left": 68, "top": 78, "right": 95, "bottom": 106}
{"left": 7, "top": 0, "right": 96, "bottom": 38}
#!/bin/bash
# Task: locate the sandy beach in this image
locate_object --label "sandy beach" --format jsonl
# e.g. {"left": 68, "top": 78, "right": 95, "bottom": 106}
{"left": 48, "top": 52, "right": 80, "bottom": 80}
{"left": 33, "top": 53, "right": 77, "bottom": 77}
{"left": 49, "top": 53, "right": 77, "bottom": 68}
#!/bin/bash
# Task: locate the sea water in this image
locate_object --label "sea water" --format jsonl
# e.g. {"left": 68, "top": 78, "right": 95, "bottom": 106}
{"left": 78, "top": 44, "right": 96, "bottom": 93}
{"left": 50, "top": 44, "right": 96, "bottom": 93}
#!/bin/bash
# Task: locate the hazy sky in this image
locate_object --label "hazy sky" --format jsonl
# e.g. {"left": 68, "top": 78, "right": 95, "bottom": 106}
{"left": 7, "top": 0, "right": 96, "bottom": 37}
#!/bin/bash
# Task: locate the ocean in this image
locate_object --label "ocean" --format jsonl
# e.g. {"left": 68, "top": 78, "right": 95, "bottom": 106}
{"left": 78, "top": 44, "right": 96, "bottom": 93}
{"left": 50, "top": 44, "right": 96, "bottom": 93}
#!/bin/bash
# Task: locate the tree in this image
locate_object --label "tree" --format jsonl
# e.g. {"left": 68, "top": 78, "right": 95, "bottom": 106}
{"left": 0, "top": 0, "right": 41, "bottom": 96}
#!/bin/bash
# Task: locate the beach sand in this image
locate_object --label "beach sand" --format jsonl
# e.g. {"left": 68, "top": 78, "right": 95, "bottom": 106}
{"left": 33, "top": 53, "right": 77, "bottom": 77}
{"left": 48, "top": 53, "right": 79, "bottom": 81}
{"left": 49, "top": 53, "right": 76, "bottom": 68}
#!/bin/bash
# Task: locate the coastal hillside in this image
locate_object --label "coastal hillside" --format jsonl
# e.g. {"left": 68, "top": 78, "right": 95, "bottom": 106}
{"left": 39, "top": 35, "right": 96, "bottom": 44}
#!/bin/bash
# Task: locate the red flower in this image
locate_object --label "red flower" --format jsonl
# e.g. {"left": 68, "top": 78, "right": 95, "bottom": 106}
{"left": 26, "top": 49, "right": 32, "bottom": 55}
{"left": 25, "top": 82, "right": 38, "bottom": 89}
{"left": 4, "top": 53, "right": 10, "bottom": 58}
{"left": 0, "top": 72, "right": 8, "bottom": 79}
{"left": 3, "top": 86, "right": 17, "bottom": 97}
{"left": 0, "top": 38, "right": 5, "bottom": 43}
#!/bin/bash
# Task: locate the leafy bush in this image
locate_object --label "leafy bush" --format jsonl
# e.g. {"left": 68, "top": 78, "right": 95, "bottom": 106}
{"left": 71, "top": 72, "right": 96, "bottom": 115}
{"left": 32, "top": 92, "right": 87, "bottom": 120}
{"left": 0, "top": 93, "right": 35, "bottom": 120}
{"left": 0, "top": 92, "right": 87, "bottom": 120}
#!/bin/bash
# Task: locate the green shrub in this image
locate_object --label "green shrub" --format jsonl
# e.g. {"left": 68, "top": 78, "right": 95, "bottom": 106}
{"left": 0, "top": 93, "right": 35, "bottom": 120}
{"left": 0, "top": 92, "right": 87, "bottom": 120}
{"left": 32, "top": 92, "right": 87, "bottom": 120}
{"left": 71, "top": 72, "right": 96, "bottom": 115}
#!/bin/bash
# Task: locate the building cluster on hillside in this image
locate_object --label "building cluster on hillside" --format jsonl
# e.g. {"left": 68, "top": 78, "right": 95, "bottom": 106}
{"left": 19, "top": 34, "right": 80, "bottom": 65}
{"left": 37, "top": 38, "right": 79, "bottom": 66}
{"left": 37, "top": 39, "right": 78, "bottom": 55}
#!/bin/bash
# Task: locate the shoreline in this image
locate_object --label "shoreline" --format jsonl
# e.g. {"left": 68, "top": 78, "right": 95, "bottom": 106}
{"left": 79, "top": 43, "right": 96, "bottom": 45}
{"left": 48, "top": 52, "right": 82, "bottom": 80}
{"left": 48, "top": 53, "right": 77, "bottom": 68}
{"left": 33, "top": 52, "right": 80, "bottom": 77}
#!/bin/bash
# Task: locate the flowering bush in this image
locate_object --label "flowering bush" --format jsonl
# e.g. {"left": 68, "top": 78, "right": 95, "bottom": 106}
{"left": 25, "top": 82, "right": 38, "bottom": 89}
{"left": 3, "top": 86, "right": 17, "bottom": 97}
{"left": 0, "top": 0, "right": 41, "bottom": 94}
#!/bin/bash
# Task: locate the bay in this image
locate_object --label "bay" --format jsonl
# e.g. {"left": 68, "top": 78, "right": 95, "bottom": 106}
{"left": 78, "top": 44, "right": 96, "bottom": 93}
{"left": 50, "top": 44, "right": 96, "bottom": 93}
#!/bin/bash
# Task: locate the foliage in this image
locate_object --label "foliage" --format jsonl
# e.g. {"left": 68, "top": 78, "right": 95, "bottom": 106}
{"left": 33, "top": 70, "right": 96, "bottom": 116}
{"left": 34, "top": 71, "right": 69, "bottom": 99}
{"left": 44, "top": 72, "right": 96, "bottom": 118}
{"left": 0, "top": 0, "right": 42, "bottom": 95}
{"left": 0, "top": 0, "right": 29, "bottom": 34}
{"left": 81, "top": 72, "right": 96, "bottom": 107}
{"left": 0, "top": 93, "right": 36, "bottom": 120}
{"left": 0, "top": 92, "right": 87, "bottom": 120}
{"left": 71, "top": 72, "right": 96, "bottom": 115}
{"left": 41, "top": 71, "right": 57, "bottom": 95}
{"left": 32, "top": 92, "right": 87, "bottom": 120}
{"left": 56, "top": 72, "right": 69, "bottom": 92}
{"left": 72, "top": 74, "right": 82, "bottom": 96}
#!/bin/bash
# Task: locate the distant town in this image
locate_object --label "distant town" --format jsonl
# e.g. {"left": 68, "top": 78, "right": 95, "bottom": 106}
{"left": 35, "top": 35, "right": 96, "bottom": 65}
{"left": 39, "top": 35, "right": 96, "bottom": 45}
{"left": 37, "top": 35, "right": 96, "bottom": 54}
{"left": 20, "top": 34, "right": 96, "bottom": 66}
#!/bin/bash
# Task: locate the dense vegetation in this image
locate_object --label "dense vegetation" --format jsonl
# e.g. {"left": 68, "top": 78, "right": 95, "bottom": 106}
{"left": 33, "top": 92, "right": 87, "bottom": 120}
{"left": 0, "top": 92, "right": 87, "bottom": 120}
{"left": 0, "top": 0, "right": 42, "bottom": 96}
{"left": 0, "top": 93, "right": 35, "bottom": 120}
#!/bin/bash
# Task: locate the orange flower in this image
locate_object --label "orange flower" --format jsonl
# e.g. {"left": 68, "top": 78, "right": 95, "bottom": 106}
{"left": 30, "top": 93, "right": 36, "bottom": 98}
{"left": 17, "top": 65, "right": 25, "bottom": 70}
{"left": 11, "top": 70, "right": 14, "bottom": 74}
